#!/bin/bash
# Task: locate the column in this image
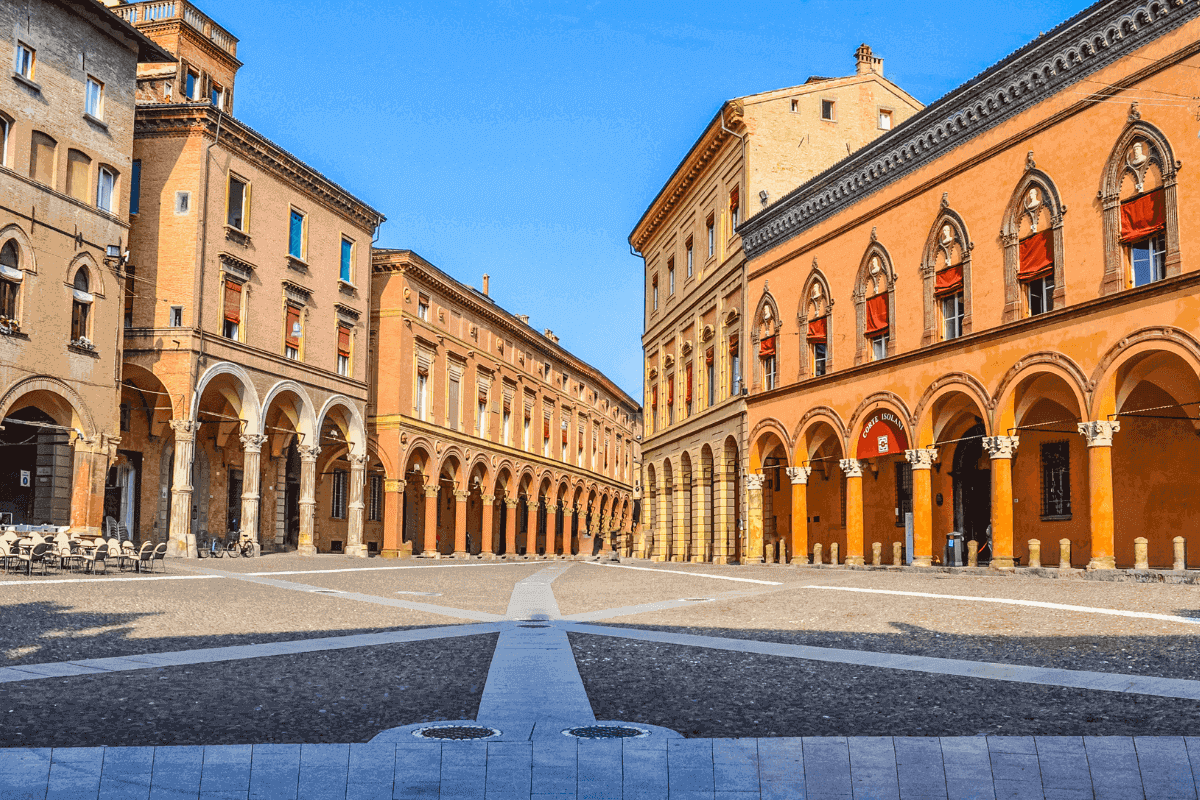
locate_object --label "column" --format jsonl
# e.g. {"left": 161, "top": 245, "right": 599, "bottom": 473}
{"left": 168, "top": 420, "right": 199, "bottom": 558}
{"left": 453, "top": 489, "right": 469, "bottom": 557}
{"left": 1079, "top": 421, "right": 1120, "bottom": 570}
{"left": 562, "top": 504, "right": 575, "bottom": 557}
{"left": 297, "top": 445, "right": 321, "bottom": 556}
{"left": 712, "top": 464, "right": 732, "bottom": 564}
{"left": 839, "top": 459, "right": 864, "bottom": 566}
{"left": 526, "top": 499, "right": 539, "bottom": 556}
{"left": 785, "top": 466, "right": 812, "bottom": 565}
{"left": 239, "top": 434, "right": 268, "bottom": 551}
{"left": 480, "top": 494, "right": 496, "bottom": 559}
{"left": 381, "top": 478, "right": 406, "bottom": 558}
{"left": 905, "top": 448, "right": 938, "bottom": 567}
{"left": 693, "top": 471, "right": 711, "bottom": 562}
{"left": 599, "top": 513, "right": 613, "bottom": 555}
{"left": 673, "top": 477, "right": 688, "bottom": 562}
{"left": 504, "top": 498, "right": 519, "bottom": 557}
{"left": 982, "top": 436, "right": 1019, "bottom": 570}
{"left": 653, "top": 489, "right": 669, "bottom": 561}
{"left": 345, "top": 454, "right": 367, "bottom": 558}
{"left": 70, "top": 434, "right": 118, "bottom": 535}
{"left": 421, "top": 485, "right": 439, "bottom": 557}
{"left": 745, "top": 473, "right": 765, "bottom": 564}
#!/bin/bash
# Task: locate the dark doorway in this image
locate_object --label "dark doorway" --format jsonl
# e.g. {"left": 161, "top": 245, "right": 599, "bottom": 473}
{"left": 103, "top": 451, "right": 142, "bottom": 537}
{"left": 226, "top": 469, "right": 243, "bottom": 534}
{"left": 284, "top": 442, "right": 300, "bottom": 549}
{"left": 0, "top": 407, "right": 72, "bottom": 526}
{"left": 951, "top": 421, "right": 991, "bottom": 562}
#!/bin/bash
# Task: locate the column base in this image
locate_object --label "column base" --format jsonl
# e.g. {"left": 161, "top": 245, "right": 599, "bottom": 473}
{"left": 989, "top": 557, "right": 1016, "bottom": 570}
{"left": 712, "top": 556, "right": 729, "bottom": 565}
{"left": 690, "top": 556, "right": 705, "bottom": 563}
{"left": 479, "top": 552, "right": 498, "bottom": 561}
{"left": 380, "top": 549, "right": 401, "bottom": 559}
{"left": 912, "top": 557, "right": 932, "bottom": 568}
{"left": 419, "top": 550, "right": 441, "bottom": 559}
{"left": 453, "top": 551, "right": 470, "bottom": 559}
{"left": 169, "top": 534, "right": 197, "bottom": 559}
{"left": 298, "top": 544, "right": 317, "bottom": 557}
{"left": 345, "top": 545, "right": 367, "bottom": 558}
{"left": 844, "top": 556, "right": 865, "bottom": 566}
{"left": 789, "top": 556, "right": 808, "bottom": 566}
{"left": 1087, "top": 556, "right": 1116, "bottom": 570}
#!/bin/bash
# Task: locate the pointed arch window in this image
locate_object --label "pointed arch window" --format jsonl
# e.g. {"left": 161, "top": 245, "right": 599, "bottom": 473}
{"left": 71, "top": 268, "right": 92, "bottom": 343}
{"left": 0, "top": 240, "right": 21, "bottom": 324}
{"left": 1002, "top": 163, "right": 1066, "bottom": 321}
{"left": 854, "top": 243, "right": 896, "bottom": 364}
{"left": 798, "top": 265, "right": 832, "bottom": 378}
{"left": 921, "top": 209, "right": 972, "bottom": 345}
{"left": 753, "top": 290, "right": 780, "bottom": 391}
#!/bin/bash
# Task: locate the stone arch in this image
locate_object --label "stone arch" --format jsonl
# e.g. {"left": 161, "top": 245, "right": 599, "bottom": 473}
{"left": 0, "top": 374, "right": 96, "bottom": 436}
{"left": 913, "top": 373, "right": 994, "bottom": 445}
{"left": 921, "top": 202, "right": 973, "bottom": 344}
{"left": 1001, "top": 161, "right": 1068, "bottom": 321}
{"left": 315, "top": 395, "right": 366, "bottom": 455}
{"left": 749, "top": 418, "right": 792, "bottom": 473}
{"left": 1090, "top": 327, "right": 1200, "bottom": 420}
{"left": 993, "top": 353, "right": 1090, "bottom": 433}
{"left": 66, "top": 250, "right": 105, "bottom": 299}
{"left": 853, "top": 238, "right": 898, "bottom": 364}
{"left": 191, "top": 361, "right": 262, "bottom": 432}
{"left": 750, "top": 281, "right": 781, "bottom": 390}
{"left": 437, "top": 445, "right": 468, "bottom": 486}
{"left": 848, "top": 391, "right": 914, "bottom": 441}
{"left": 791, "top": 406, "right": 848, "bottom": 460}
{"left": 797, "top": 259, "right": 834, "bottom": 378}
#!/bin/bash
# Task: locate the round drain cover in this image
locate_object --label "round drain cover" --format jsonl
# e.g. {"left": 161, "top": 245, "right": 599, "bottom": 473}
{"left": 564, "top": 725, "right": 649, "bottom": 740}
{"left": 413, "top": 725, "right": 500, "bottom": 741}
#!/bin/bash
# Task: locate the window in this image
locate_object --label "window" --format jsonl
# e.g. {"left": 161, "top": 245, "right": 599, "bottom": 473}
{"left": 729, "top": 337, "right": 740, "bottom": 396}
{"left": 878, "top": 109, "right": 892, "bottom": 130}
{"left": 1027, "top": 276, "right": 1054, "bottom": 316}
{"left": 447, "top": 372, "right": 460, "bottom": 431}
{"left": 331, "top": 470, "right": 348, "bottom": 519}
{"left": 340, "top": 237, "right": 354, "bottom": 283}
{"left": 186, "top": 70, "right": 198, "bottom": 100}
{"left": 651, "top": 275, "right": 658, "bottom": 310}
{"left": 790, "top": 99, "right": 798, "bottom": 112}
{"left": 668, "top": 258, "right": 675, "bottom": 295}
{"left": 210, "top": 82, "right": 223, "bottom": 109}
{"left": 0, "top": 240, "right": 21, "bottom": 322}
{"left": 666, "top": 374, "right": 674, "bottom": 424}
{"left": 502, "top": 401, "right": 511, "bottom": 445}
{"left": 123, "top": 264, "right": 135, "bottom": 328}
{"left": 0, "top": 116, "right": 9, "bottom": 167}
{"left": 705, "top": 349, "right": 715, "bottom": 408}
{"left": 226, "top": 175, "right": 248, "bottom": 230}
{"left": 813, "top": 343, "right": 828, "bottom": 376}
{"left": 523, "top": 410, "right": 531, "bottom": 451}
{"left": 368, "top": 475, "right": 383, "bottom": 522}
{"left": 96, "top": 167, "right": 115, "bottom": 213}
{"left": 478, "top": 390, "right": 489, "bottom": 438}
{"left": 336, "top": 324, "right": 351, "bottom": 376}
{"left": 685, "top": 362, "right": 693, "bottom": 415}
{"left": 561, "top": 421, "right": 568, "bottom": 461}
{"left": 66, "top": 149, "right": 91, "bottom": 202}
{"left": 416, "top": 369, "right": 428, "bottom": 420}
{"left": 821, "top": 100, "right": 836, "bottom": 121}
{"left": 288, "top": 209, "right": 306, "bottom": 259}
{"left": 941, "top": 293, "right": 964, "bottom": 340}
{"left": 686, "top": 238, "right": 693, "bottom": 277}
{"left": 730, "top": 186, "right": 740, "bottom": 228}
{"left": 871, "top": 333, "right": 889, "bottom": 361}
{"left": 222, "top": 279, "right": 242, "bottom": 339}
{"left": 284, "top": 305, "right": 302, "bottom": 359}
{"left": 417, "top": 294, "right": 429, "bottom": 321}
{"left": 1040, "top": 441, "right": 1071, "bottom": 518}
{"left": 85, "top": 77, "right": 103, "bottom": 119}
{"left": 15, "top": 43, "right": 34, "bottom": 80}
{"left": 706, "top": 215, "right": 715, "bottom": 257}
{"left": 71, "top": 268, "right": 91, "bottom": 342}
{"left": 175, "top": 191, "right": 190, "bottom": 215}
{"left": 894, "top": 462, "right": 912, "bottom": 527}
{"left": 170, "top": 306, "right": 183, "bottom": 327}
{"left": 29, "top": 131, "right": 56, "bottom": 186}
{"left": 542, "top": 415, "right": 551, "bottom": 457}
{"left": 1130, "top": 233, "right": 1166, "bottom": 288}
{"left": 129, "top": 160, "right": 141, "bottom": 214}
{"left": 760, "top": 335, "right": 777, "bottom": 390}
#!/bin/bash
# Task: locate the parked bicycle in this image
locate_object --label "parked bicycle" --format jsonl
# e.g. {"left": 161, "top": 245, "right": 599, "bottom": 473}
{"left": 196, "top": 531, "right": 224, "bottom": 558}
{"left": 226, "top": 530, "right": 256, "bottom": 558}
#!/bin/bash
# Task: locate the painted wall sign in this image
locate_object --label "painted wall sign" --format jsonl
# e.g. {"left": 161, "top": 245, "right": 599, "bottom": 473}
{"left": 857, "top": 411, "right": 910, "bottom": 458}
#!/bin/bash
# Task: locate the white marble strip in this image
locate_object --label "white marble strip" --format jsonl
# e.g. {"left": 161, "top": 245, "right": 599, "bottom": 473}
{"left": 561, "top": 597, "right": 717, "bottom": 621}
{"left": 571, "top": 622, "right": 1200, "bottom": 700}
{"left": 241, "top": 561, "right": 539, "bottom": 577}
{"left": 582, "top": 561, "right": 782, "bottom": 585}
{"left": 806, "top": 584, "right": 1200, "bottom": 626}
{"left": 0, "top": 574, "right": 221, "bottom": 586}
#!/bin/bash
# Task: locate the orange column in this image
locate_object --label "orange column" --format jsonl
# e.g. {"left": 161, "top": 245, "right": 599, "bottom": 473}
{"left": 983, "top": 436, "right": 1019, "bottom": 570}
{"left": 421, "top": 485, "right": 439, "bottom": 558}
{"left": 381, "top": 479, "right": 406, "bottom": 558}
{"left": 785, "top": 467, "right": 811, "bottom": 565}
{"left": 1080, "top": 421, "right": 1120, "bottom": 569}
{"left": 480, "top": 494, "right": 496, "bottom": 559}
{"left": 526, "top": 500, "right": 539, "bottom": 556}
{"left": 453, "top": 489, "right": 468, "bottom": 557}
{"left": 840, "top": 459, "right": 864, "bottom": 565}
{"left": 905, "top": 448, "right": 938, "bottom": 567}
{"left": 504, "top": 498, "right": 518, "bottom": 558}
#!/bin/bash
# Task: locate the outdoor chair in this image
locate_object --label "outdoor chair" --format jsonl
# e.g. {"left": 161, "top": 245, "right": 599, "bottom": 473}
{"left": 79, "top": 543, "right": 108, "bottom": 574}
{"left": 0, "top": 538, "right": 20, "bottom": 574}
{"left": 131, "top": 541, "right": 153, "bottom": 572}
{"left": 16, "top": 542, "right": 51, "bottom": 576}
{"left": 147, "top": 542, "right": 167, "bottom": 573}
{"left": 116, "top": 540, "right": 137, "bottom": 570}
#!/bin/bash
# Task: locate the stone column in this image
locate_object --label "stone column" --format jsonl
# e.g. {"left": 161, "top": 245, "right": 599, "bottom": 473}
{"left": 745, "top": 473, "right": 765, "bottom": 564}
{"left": 504, "top": 498, "right": 519, "bottom": 557}
{"left": 562, "top": 505, "right": 575, "bottom": 557}
{"left": 1079, "top": 421, "right": 1119, "bottom": 570}
{"left": 381, "top": 478, "right": 405, "bottom": 558}
{"left": 653, "top": 490, "right": 669, "bottom": 561}
{"left": 672, "top": 476, "right": 689, "bottom": 562}
{"left": 693, "top": 469, "right": 711, "bottom": 562}
{"left": 453, "top": 489, "right": 469, "bottom": 557}
{"left": 168, "top": 420, "right": 199, "bottom": 558}
{"left": 712, "top": 465, "right": 731, "bottom": 564}
{"left": 785, "top": 466, "right": 812, "bottom": 565}
{"left": 297, "top": 445, "right": 321, "bottom": 556}
{"left": 526, "top": 500, "right": 539, "bottom": 556}
{"left": 599, "top": 513, "right": 613, "bottom": 555}
{"left": 480, "top": 494, "right": 496, "bottom": 559}
{"left": 239, "top": 434, "right": 268, "bottom": 550}
{"left": 840, "top": 459, "right": 865, "bottom": 566}
{"left": 346, "top": 454, "right": 367, "bottom": 558}
{"left": 905, "top": 448, "right": 938, "bottom": 567}
{"left": 982, "top": 436, "right": 1019, "bottom": 570}
{"left": 421, "top": 485, "right": 439, "bottom": 557}
{"left": 70, "top": 434, "right": 118, "bottom": 536}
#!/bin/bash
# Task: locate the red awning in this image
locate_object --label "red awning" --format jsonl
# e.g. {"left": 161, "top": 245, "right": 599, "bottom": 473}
{"left": 934, "top": 264, "right": 963, "bottom": 297}
{"left": 1120, "top": 188, "right": 1165, "bottom": 243}
{"left": 705, "top": 349, "right": 714, "bottom": 365}
{"left": 668, "top": 379, "right": 674, "bottom": 405}
{"left": 223, "top": 280, "right": 241, "bottom": 324}
{"left": 1018, "top": 230, "right": 1054, "bottom": 281}
{"left": 865, "top": 293, "right": 888, "bottom": 336}
{"left": 759, "top": 335, "right": 776, "bottom": 357}
{"left": 543, "top": 418, "right": 550, "bottom": 439}
{"left": 651, "top": 386, "right": 657, "bottom": 408}
{"left": 807, "top": 316, "right": 827, "bottom": 344}
{"left": 337, "top": 325, "right": 351, "bottom": 357}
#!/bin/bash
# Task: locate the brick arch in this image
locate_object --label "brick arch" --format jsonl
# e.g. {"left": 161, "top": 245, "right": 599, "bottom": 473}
{"left": 1090, "top": 326, "right": 1200, "bottom": 419}
{"left": 993, "top": 352, "right": 1090, "bottom": 432}
{"left": 0, "top": 374, "right": 96, "bottom": 436}
{"left": 913, "top": 372, "right": 994, "bottom": 446}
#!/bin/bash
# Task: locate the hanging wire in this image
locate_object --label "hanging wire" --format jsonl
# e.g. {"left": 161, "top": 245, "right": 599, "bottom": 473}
{"left": 1008, "top": 417, "right": 1083, "bottom": 436}
{"left": 1109, "top": 399, "right": 1200, "bottom": 421}
{"left": 1075, "top": 77, "right": 1199, "bottom": 101}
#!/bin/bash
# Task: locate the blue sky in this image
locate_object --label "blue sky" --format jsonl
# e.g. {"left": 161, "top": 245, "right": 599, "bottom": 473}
{"left": 203, "top": 0, "right": 1091, "bottom": 400}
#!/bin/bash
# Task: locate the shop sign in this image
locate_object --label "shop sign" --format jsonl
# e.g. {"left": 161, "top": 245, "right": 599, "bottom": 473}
{"left": 857, "top": 411, "right": 910, "bottom": 458}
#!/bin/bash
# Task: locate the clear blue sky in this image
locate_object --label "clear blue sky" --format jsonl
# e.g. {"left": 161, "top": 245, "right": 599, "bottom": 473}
{"left": 204, "top": 0, "right": 1090, "bottom": 400}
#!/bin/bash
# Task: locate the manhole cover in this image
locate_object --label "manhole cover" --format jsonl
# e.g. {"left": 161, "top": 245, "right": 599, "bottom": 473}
{"left": 413, "top": 725, "right": 500, "bottom": 741}
{"left": 518, "top": 624, "right": 550, "bottom": 628}
{"left": 564, "top": 725, "right": 649, "bottom": 740}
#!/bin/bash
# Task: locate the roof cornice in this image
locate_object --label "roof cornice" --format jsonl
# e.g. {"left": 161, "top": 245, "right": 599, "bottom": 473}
{"left": 739, "top": 0, "right": 1200, "bottom": 260}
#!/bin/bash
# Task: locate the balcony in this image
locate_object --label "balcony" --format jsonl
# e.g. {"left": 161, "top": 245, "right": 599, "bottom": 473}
{"left": 111, "top": 1, "right": 238, "bottom": 58}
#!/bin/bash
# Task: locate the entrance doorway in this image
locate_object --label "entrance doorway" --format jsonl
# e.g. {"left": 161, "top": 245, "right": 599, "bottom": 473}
{"left": 951, "top": 422, "right": 991, "bottom": 562}
{"left": 103, "top": 451, "right": 142, "bottom": 537}
{"left": 284, "top": 442, "right": 300, "bottom": 550}
{"left": 0, "top": 407, "right": 72, "bottom": 526}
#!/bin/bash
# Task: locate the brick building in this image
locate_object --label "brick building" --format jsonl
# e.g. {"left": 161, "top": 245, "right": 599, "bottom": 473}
{"left": 0, "top": 0, "right": 170, "bottom": 532}
{"left": 738, "top": 0, "right": 1200, "bottom": 570}
{"left": 630, "top": 46, "right": 920, "bottom": 562}
{"left": 371, "top": 251, "right": 642, "bottom": 558}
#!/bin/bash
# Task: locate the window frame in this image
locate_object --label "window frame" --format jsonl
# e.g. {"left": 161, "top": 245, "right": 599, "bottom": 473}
{"left": 685, "top": 237, "right": 693, "bottom": 278}
{"left": 367, "top": 475, "right": 383, "bottom": 522}
{"left": 417, "top": 294, "right": 430, "bottom": 321}
{"left": 287, "top": 207, "right": 307, "bottom": 260}
{"left": 185, "top": 69, "right": 199, "bottom": 100}
{"left": 651, "top": 274, "right": 658, "bottom": 311}
{"left": 14, "top": 43, "right": 35, "bottom": 80}
{"left": 1129, "top": 232, "right": 1166, "bottom": 288}
{"left": 129, "top": 159, "right": 141, "bottom": 215}
{"left": 0, "top": 240, "right": 22, "bottom": 324}
{"left": 70, "top": 268, "right": 92, "bottom": 343}
{"left": 339, "top": 236, "right": 355, "bottom": 284}
{"left": 331, "top": 469, "right": 348, "bottom": 519}
{"left": 85, "top": 76, "right": 104, "bottom": 119}
{"left": 0, "top": 116, "right": 9, "bottom": 168}
{"left": 878, "top": 109, "right": 892, "bottom": 130}
{"left": 225, "top": 172, "right": 250, "bottom": 232}
{"left": 336, "top": 322, "right": 352, "bottom": 376}
{"left": 941, "top": 292, "right": 964, "bottom": 341}
{"left": 170, "top": 306, "right": 183, "bottom": 327}
{"left": 706, "top": 215, "right": 715, "bottom": 257}
{"left": 221, "top": 277, "right": 243, "bottom": 341}
{"left": 821, "top": 99, "right": 836, "bottom": 121}
{"left": 1039, "top": 440, "right": 1072, "bottom": 520}
{"left": 1027, "top": 275, "right": 1055, "bottom": 316}
{"left": 284, "top": 302, "right": 303, "bottom": 360}
{"left": 96, "top": 166, "right": 116, "bottom": 213}
{"left": 870, "top": 333, "right": 889, "bottom": 362}
{"left": 812, "top": 342, "right": 827, "bottom": 377}
{"left": 667, "top": 258, "right": 675, "bottom": 296}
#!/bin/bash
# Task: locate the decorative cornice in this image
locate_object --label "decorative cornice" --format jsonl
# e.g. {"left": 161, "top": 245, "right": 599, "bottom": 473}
{"left": 218, "top": 251, "right": 255, "bottom": 280}
{"left": 334, "top": 303, "right": 361, "bottom": 321}
{"left": 283, "top": 280, "right": 311, "bottom": 303}
{"left": 739, "top": 0, "right": 1200, "bottom": 260}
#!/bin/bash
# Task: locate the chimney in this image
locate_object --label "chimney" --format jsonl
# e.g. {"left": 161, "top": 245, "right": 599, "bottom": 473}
{"left": 482, "top": 274, "right": 490, "bottom": 296}
{"left": 516, "top": 314, "right": 530, "bottom": 325}
{"left": 543, "top": 329, "right": 559, "bottom": 344}
{"left": 855, "top": 44, "right": 883, "bottom": 77}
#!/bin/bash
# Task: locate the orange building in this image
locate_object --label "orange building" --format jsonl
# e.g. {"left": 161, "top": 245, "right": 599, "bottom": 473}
{"left": 738, "top": 0, "right": 1200, "bottom": 570}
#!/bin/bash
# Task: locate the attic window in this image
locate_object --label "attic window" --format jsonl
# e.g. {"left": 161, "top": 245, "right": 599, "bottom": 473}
{"left": 790, "top": 99, "right": 798, "bottom": 112}
{"left": 821, "top": 100, "right": 836, "bottom": 121}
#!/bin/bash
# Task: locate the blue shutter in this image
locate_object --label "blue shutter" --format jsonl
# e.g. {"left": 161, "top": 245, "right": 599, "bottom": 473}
{"left": 289, "top": 211, "right": 303, "bottom": 258}
{"left": 340, "top": 239, "right": 352, "bottom": 282}
{"left": 129, "top": 160, "right": 141, "bottom": 215}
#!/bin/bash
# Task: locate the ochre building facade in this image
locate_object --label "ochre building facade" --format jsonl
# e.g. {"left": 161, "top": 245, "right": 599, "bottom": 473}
{"left": 738, "top": 0, "right": 1200, "bottom": 570}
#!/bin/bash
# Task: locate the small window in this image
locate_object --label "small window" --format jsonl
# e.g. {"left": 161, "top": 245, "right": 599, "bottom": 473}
{"left": 667, "top": 258, "right": 675, "bottom": 295}
{"left": 332, "top": 470, "right": 348, "bottom": 519}
{"left": 0, "top": 116, "right": 10, "bottom": 167}
{"left": 185, "top": 70, "right": 198, "bottom": 100}
{"left": 210, "top": 82, "right": 223, "bottom": 110}
{"left": 226, "top": 175, "right": 248, "bottom": 230}
{"left": 288, "top": 209, "right": 306, "bottom": 259}
{"left": 1027, "top": 276, "right": 1055, "bottom": 316}
{"left": 417, "top": 294, "right": 429, "bottom": 321}
{"left": 729, "top": 338, "right": 741, "bottom": 396}
{"left": 416, "top": 369, "right": 428, "bottom": 420}
{"left": 1040, "top": 441, "right": 1071, "bottom": 519}
{"left": 367, "top": 475, "right": 383, "bottom": 522}
{"left": 705, "top": 349, "right": 715, "bottom": 408}
{"left": 651, "top": 275, "right": 658, "bottom": 311}
{"left": 1130, "top": 234, "right": 1166, "bottom": 288}
{"left": 175, "top": 191, "right": 190, "bottom": 215}
{"left": 871, "top": 333, "right": 889, "bottom": 362}
{"left": 790, "top": 98, "right": 798, "bottom": 112}
{"left": 941, "top": 293, "right": 964, "bottom": 340}
{"left": 71, "top": 268, "right": 91, "bottom": 343}
{"left": 821, "top": 100, "right": 836, "bottom": 121}
{"left": 170, "top": 305, "right": 183, "bottom": 327}
{"left": 763, "top": 354, "right": 776, "bottom": 390}
{"left": 336, "top": 324, "right": 351, "bottom": 376}
{"left": 15, "top": 43, "right": 34, "bottom": 80}
{"left": 729, "top": 186, "right": 740, "bottom": 228}
{"left": 284, "top": 305, "right": 302, "bottom": 359}
{"left": 129, "top": 160, "right": 141, "bottom": 214}
{"left": 813, "top": 343, "right": 827, "bottom": 376}
{"left": 706, "top": 215, "right": 715, "bottom": 257}
{"left": 685, "top": 238, "right": 693, "bottom": 277}
{"left": 96, "top": 167, "right": 115, "bottom": 213}
{"left": 340, "top": 237, "right": 354, "bottom": 283}
{"left": 878, "top": 109, "right": 892, "bottom": 130}
{"left": 85, "top": 77, "right": 103, "bottom": 119}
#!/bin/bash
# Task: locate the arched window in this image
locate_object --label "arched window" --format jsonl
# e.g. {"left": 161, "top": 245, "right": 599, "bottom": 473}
{"left": 66, "top": 149, "right": 91, "bottom": 202}
{"left": 1002, "top": 157, "right": 1066, "bottom": 321}
{"left": 797, "top": 260, "right": 833, "bottom": 378}
{"left": 752, "top": 286, "right": 780, "bottom": 391}
{"left": 921, "top": 202, "right": 972, "bottom": 345}
{"left": 854, "top": 239, "right": 896, "bottom": 364}
{"left": 71, "top": 267, "right": 91, "bottom": 343}
{"left": 0, "top": 240, "right": 21, "bottom": 323}
{"left": 1099, "top": 111, "right": 1180, "bottom": 293}
{"left": 29, "top": 131, "right": 57, "bottom": 187}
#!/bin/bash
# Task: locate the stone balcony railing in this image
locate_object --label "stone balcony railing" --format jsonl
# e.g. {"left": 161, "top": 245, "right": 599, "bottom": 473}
{"left": 110, "top": 1, "right": 238, "bottom": 57}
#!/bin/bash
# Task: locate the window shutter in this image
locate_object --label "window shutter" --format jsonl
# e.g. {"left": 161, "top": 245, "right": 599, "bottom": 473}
{"left": 285, "top": 305, "right": 301, "bottom": 348}
{"left": 223, "top": 280, "right": 242, "bottom": 323}
{"left": 685, "top": 365, "right": 693, "bottom": 403}
{"left": 807, "top": 316, "right": 827, "bottom": 344}
{"left": 337, "top": 325, "right": 351, "bottom": 357}
{"left": 865, "top": 293, "right": 889, "bottom": 336}
{"left": 1017, "top": 230, "right": 1054, "bottom": 281}
{"left": 933, "top": 264, "right": 963, "bottom": 297}
{"left": 758, "top": 336, "right": 776, "bottom": 357}
{"left": 1119, "top": 188, "right": 1165, "bottom": 243}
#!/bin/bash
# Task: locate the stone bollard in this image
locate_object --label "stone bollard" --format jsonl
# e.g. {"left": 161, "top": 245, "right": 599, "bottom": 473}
{"left": 893, "top": 541, "right": 903, "bottom": 566}
{"left": 1175, "top": 536, "right": 1187, "bottom": 571}
{"left": 967, "top": 540, "right": 978, "bottom": 568}
{"left": 1134, "top": 537, "right": 1149, "bottom": 570}
{"left": 872, "top": 542, "right": 882, "bottom": 566}
{"left": 1028, "top": 539, "right": 1041, "bottom": 569}
{"left": 813, "top": 542, "right": 823, "bottom": 565}
{"left": 763, "top": 542, "right": 774, "bottom": 565}
{"left": 830, "top": 542, "right": 839, "bottom": 565}
{"left": 1060, "top": 538, "right": 1072, "bottom": 570}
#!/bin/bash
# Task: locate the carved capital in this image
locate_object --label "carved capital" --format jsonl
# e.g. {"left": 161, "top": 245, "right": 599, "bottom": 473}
{"left": 297, "top": 444, "right": 322, "bottom": 462}
{"left": 348, "top": 453, "right": 368, "bottom": 467}
{"left": 839, "top": 458, "right": 864, "bottom": 478}
{"left": 453, "top": 490, "right": 469, "bottom": 502}
{"left": 423, "top": 485, "right": 439, "bottom": 497}
{"left": 785, "top": 466, "right": 812, "bottom": 485}
{"left": 505, "top": 498, "right": 520, "bottom": 508}
{"left": 384, "top": 479, "right": 405, "bottom": 493}
{"left": 239, "top": 433, "right": 268, "bottom": 453}
{"left": 1078, "top": 420, "right": 1120, "bottom": 447}
{"left": 170, "top": 419, "right": 199, "bottom": 440}
{"left": 481, "top": 494, "right": 496, "bottom": 504}
{"left": 982, "top": 436, "right": 1019, "bottom": 460}
{"left": 904, "top": 448, "right": 939, "bottom": 470}
{"left": 745, "top": 473, "right": 766, "bottom": 491}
